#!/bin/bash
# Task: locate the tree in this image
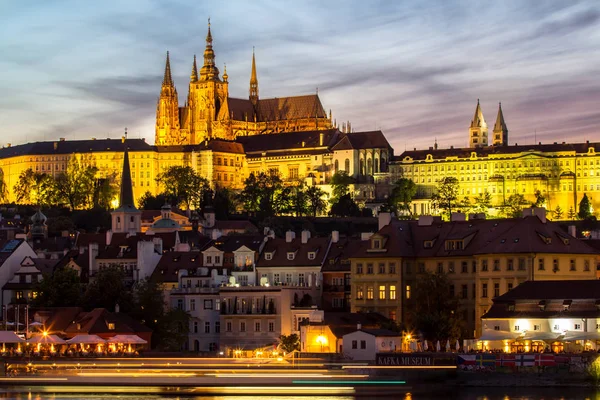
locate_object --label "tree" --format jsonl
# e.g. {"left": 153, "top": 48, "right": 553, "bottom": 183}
{"left": 553, "top": 205, "right": 564, "bottom": 220}
{"left": 387, "top": 178, "right": 417, "bottom": 216}
{"left": 409, "top": 271, "right": 463, "bottom": 342}
{"left": 82, "top": 265, "right": 133, "bottom": 312}
{"left": 156, "top": 166, "right": 210, "bottom": 210}
{"left": 305, "top": 185, "right": 328, "bottom": 217}
{"left": 54, "top": 156, "right": 98, "bottom": 210}
{"left": 330, "top": 193, "right": 361, "bottom": 217}
{"left": 287, "top": 182, "right": 310, "bottom": 217}
{"left": 504, "top": 193, "right": 528, "bottom": 218}
{"left": 137, "top": 191, "right": 173, "bottom": 210}
{"left": 93, "top": 176, "right": 118, "bottom": 209}
{"left": 330, "top": 171, "right": 355, "bottom": 203}
{"left": 472, "top": 191, "right": 492, "bottom": 216}
{"left": 154, "top": 309, "right": 190, "bottom": 351}
{"left": 578, "top": 193, "right": 593, "bottom": 219}
{"left": 279, "top": 333, "right": 300, "bottom": 353}
{"left": 238, "top": 172, "right": 283, "bottom": 217}
{"left": 13, "top": 168, "right": 56, "bottom": 206}
{"left": 430, "top": 177, "right": 460, "bottom": 219}
{"left": 0, "top": 168, "right": 8, "bottom": 203}
{"left": 212, "top": 187, "right": 236, "bottom": 219}
{"left": 567, "top": 206, "right": 577, "bottom": 220}
{"left": 533, "top": 190, "right": 546, "bottom": 208}
{"left": 31, "top": 267, "right": 82, "bottom": 307}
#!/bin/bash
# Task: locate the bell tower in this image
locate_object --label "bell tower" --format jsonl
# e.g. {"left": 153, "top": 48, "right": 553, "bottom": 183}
{"left": 111, "top": 134, "right": 141, "bottom": 233}
{"left": 469, "top": 99, "right": 488, "bottom": 148}
{"left": 492, "top": 102, "right": 508, "bottom": 146}
{"left": 155, "top": 52, "right": 180, "bottom": 145}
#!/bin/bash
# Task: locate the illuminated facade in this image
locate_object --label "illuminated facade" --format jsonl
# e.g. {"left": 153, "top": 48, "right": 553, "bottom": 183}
{"left": 155, "top": 22, "right": 332, "bottom": 146}
{"left": 394, "top": 101, "right": 600, "bottom": 217}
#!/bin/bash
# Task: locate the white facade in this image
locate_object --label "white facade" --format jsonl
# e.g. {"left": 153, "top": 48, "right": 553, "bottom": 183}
{"left": 0, "top": 240, "right": 37, "bottom": 309}
{"left": 342, "top": 330, "right": 401, "bottom": 361}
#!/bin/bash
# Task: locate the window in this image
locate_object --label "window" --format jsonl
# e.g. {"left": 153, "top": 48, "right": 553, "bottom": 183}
{"left": 389, "top": 263, "right": 396, "bottom": 274}
{"left": 538, "top": 258, "right": 545, "bottom": 271}
{"left": 108, "top": 323, "right": 115, "bottom": 330}
{"left": 585, "top": 260, "right": 591, "bottom": 271}
{"left": 437, "top": 262, "right": 443, "bottom": 273}
{"left": 255, "top": 322, "right": 261, "bottom": 332}
{"left": 448, "top": 262, "right": 455, "bottom": 273}
{"left": 518, "top": 258, "right": 526, "bottom": 271}
{"left": 367, "top": 264, "right": 374, "bottom": 274}
{"left": 472, "top": 261, "right": 477, "bottom": 273}
{"left": 450, "top": 285, "right": 455, "bottom": 297}
{"left": 507, "top": 283, "right": 513, "bottom": 291}
{"left": 507, "top": 259, "right": 514, "bottom": 271}
{"left": 299, "top": 273, "right": 305, "bottom": 286}
{"left": 389, "top": 285, "right": 396, "bottom": 300}
{"left": 418, "top": 262, "right": 425, "bottom": 273}
{"left": 406, "top": 285, "right": 411, "bottom": 299}
{"left": 265, "top": 253, "right": 273, "bottom": 261}
{"left": 575, "top": 323, "right": 581, "bottom": 330}
{"left": 177, "top": 299, "right": 184, "bottom": 310}
{"left": 356, "top": 263, "right": 363, "bottom": 274}
{"left": 204, "top": 300, "right": 213, "bottom": 309}
{"left": 215, "top": 322, "right": 220, "bottom": 333}
{"left": 534, "top": 325, "right": 540, "bottom": 331}
{"left": 367, "top": 287, "right": 374, "bottom": 300}
{"left": 494, "top": 325, "right": 500, "bottom": 331}
{"left": 379, "top": 285, "right": 386, "bottom": 300}
{"left": 494, "top": 283, "right": 500, "bottom": 297}
{"left": 308, "top": 252, "right": 316, "bottom": 260}
{"left": 357, "top": 286, "right": 364, "bottom": 300}
{"left": 482, "top": 283, "right": 488, "bottom": 298}
{"left": 268, "top": 322, "right": 274, "bottom": 332}
{"left": 274, "top": 273, "right": 280, "bottom": 283}
{"left": 493, "top": 260, "right": 500, "bottom": 271}
{"left": 570, "top": 259, "right": 576, "bottom": 271}
{"left": 553, "top": 259, "right": 559, "bottom": 272}
{"left": 190, "top": 299, "right": 196, "bottom": 311}
{"left": 193, "top": 322, "right": 198, "bottom": 333}
{"left": 360, "top": 340, "right": 366, "bottom": 349}
{"left": 461, "top": 284, "right": 468, "bottom": 299}
{"left": 379, "top": 263, "right": 386, "bottom": 274}
{"left": 514, "top": 325, "right": 520, "bottom": 332}
{"left": 240, "top": 322, "right": 246, "bottom": 332}
{"left": 205, "top": 322, "right": 210, "bottom": 333}
{"left": 287, "top": 252, "right": 295, "bottom": 260}
{"left": 352, "top": 340, "right": 358, "bottom": 349}
{"left": 481, "top": 259, "right": 488, "bottom": 272}
{"left": 373, "top": 240, "right": 381, "bottom": 249}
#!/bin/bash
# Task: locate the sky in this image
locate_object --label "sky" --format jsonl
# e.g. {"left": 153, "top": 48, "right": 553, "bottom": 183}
{"left": 1, "top": 0, "right": 600, "bottom": 152}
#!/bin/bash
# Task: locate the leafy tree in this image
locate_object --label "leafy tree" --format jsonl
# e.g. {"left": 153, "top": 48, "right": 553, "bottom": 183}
{"left": 54, "top": 156, "right": 98, "bottom": 210}
{"left": 156, "top": 166, "right": 210, "bottom": 210}
{"left": 578, "top": 193, "right": 593, "bottom": 219}
{"left": 13, "top": 168, "right": 56, "bottom": 206}
{"left": 430, "top": 177, "right": 460, "bottom": 219}
{"left": 288, "top": 182, "right": 310, "bottom": 217}
{"left": 305, "top": 185, "right": 328, "bottom": 217}
{"left": 504, "top": 193, "right": 528, "bottom": 218}
{"left": 457, "top": 197, "right": 472, "bottom": 215}
{"left": 238, "top": 172, "right": 283, "bottom": 217}
{"left": 137, "top": 191, "right": 173, "bottom": 210}
{"left": 533, "top": 189, "right": 546, "bottom": 208}
{"left": 93, "top": 176, "right": 118, "bottom": 210}
{"left": 330, "top": 171, "right": 355, "bottom": 203}
{"left": 46, "top": 216, "right": 76, "bottom": 236}
{"left": 330, "top": 193, "right": 361, "bottom": 217}
{"left": 567, "top": 206, "right": 577, "bottom": 220}
{"left": 154, "top": 309, "right": 190, "bottom": 351}
{"left": 387, "top": 178, "right": 417, "bottom": 215}
{"left": 409, "top": 271, "right": 463, "bottom": 342}
{"left": 473, "top": 191, "right": 492, "bottom": 216}
{"left": 0, "top": 168, "right": 8, "bottom": 203}
{"left": 212, "top": 187, "right": 237, "bottom": 219}
{"left": 279, "top": 333, "right": 300, "bottom": 353}
{"left": 31, "top": 267, "right": 82, "bottom": 307}
{"left": 82, "top": 265, "right": 134, "bottom": 312}
{"left": 553, "top": 205, "right": 564, "bottom": 220}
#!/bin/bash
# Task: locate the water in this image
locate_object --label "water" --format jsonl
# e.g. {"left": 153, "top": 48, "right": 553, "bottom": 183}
{"left": 1, "top": 388, "right": 600, "bottom": 400}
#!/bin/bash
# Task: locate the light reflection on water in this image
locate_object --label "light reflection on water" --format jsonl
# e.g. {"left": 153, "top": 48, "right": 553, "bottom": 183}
{"left": 1, "top": 390, "right": 600, "bottom": 400}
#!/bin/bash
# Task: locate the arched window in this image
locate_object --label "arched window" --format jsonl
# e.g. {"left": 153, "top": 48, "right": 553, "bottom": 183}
{"left": 334, "top": 160, "right": 339, "bottom": 172}
{"left": 367, "top": 159, "right": 373, "bottom": 175}
{"left": 344, "top": 159, "right": 350, "bottom": 173}
{"left": 374, "top": 158, "right": 379, "bottom": 173}
{"left": 360, "top": 159, "right": 365, "bottom": 175}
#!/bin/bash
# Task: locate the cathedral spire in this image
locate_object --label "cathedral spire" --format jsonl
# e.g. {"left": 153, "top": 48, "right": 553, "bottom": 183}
{"left": 190, "top": 55, "right": 198, "bottom": 82}
{"left": 162, "top": 51, "right": 173, "bottom": 86}
{"left": 199, "top": 18, "right": 220, "bottom": 81}
{"left": 118, "top": 130, "right": 136, "bottom": 211}
{"left": 470, "top": 98, "right": 485, "bottom": 128}
{"left": 493, "top": 102, "right": 508, "bottom": 146}
{"left": 249, "top": 47, "right": 259, "bottom": 105}
{"left": 469, "top": 99, "right": 488, "bottom": 148}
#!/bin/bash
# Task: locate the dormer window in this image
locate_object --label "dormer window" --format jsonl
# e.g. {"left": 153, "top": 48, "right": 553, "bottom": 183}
{"left": 538, "top": 300, "right": 546, "bottom": 311}
{"left": 308, "top": 252, "right": 316, "bottom": 260}
{"left": 287, "top": 252, "right": 295, "bottom": 261}
{"left": 444, "top": 240, "right": 464, "bottom": 251}
{"left": 424, "top": 240, "right": 434, "bottom": 249}
{"left": 265, "top": 253, "right": 273, "bottom": 261}
{"left": 563, "top": 300, "right": 572, "bottom": 311}
{"left": 108, "top": 323, "right": 115, "bottom": 330}
{"left": 373, "top": 239, "right": 381, "bottom": 249}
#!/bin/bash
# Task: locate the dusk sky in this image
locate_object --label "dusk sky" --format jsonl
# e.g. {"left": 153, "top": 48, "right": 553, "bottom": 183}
{"left": 1, "top": 0, "right": 599, "bottom": 152}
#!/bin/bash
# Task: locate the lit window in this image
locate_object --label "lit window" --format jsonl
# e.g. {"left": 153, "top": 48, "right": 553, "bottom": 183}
{"left": 379, "top": 285, "right": 386, "bottom": 300}
{"left": 389, "top": 285, "right": 396, "bottom": 300}
{"left": 406, "top": 285, "right": 411, "bottom": 299}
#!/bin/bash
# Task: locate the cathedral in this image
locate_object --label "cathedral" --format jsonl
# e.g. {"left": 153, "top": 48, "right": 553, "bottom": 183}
{"left": 155, "top": 21, "right": 333, "bottom": 145}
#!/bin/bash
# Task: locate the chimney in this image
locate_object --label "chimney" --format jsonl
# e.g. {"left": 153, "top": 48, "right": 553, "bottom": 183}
{"left": 332, "top": 230, "right": 339, "bottom": 243}
{"left": 301, "top": 230, "right": 311, "bottom": 244}
{"left": 106, "top": 230, "right": 113, "bottom": 246}
{"left": 211, "top": 229, "right": 221, "bottom": 240}
{"left": 357, "top": 323, "right": 362, "bottom": 331}
{"left": 418, "top": 215, "right": 434, "bottom": 226}
{"left": 319, "top": 133, "right": 324, "bottom": 146}
{"left": 285, "top": 230, "right": 296, "bottom": 243}
{"left": 121, "top": 136, "right": 126, "bottom": 143}
{"left": 115, "top": 304, "right": 120, "bottom": 313}
{"left": 54, "top": 142, "right": 58, "bottom": 150}
{"left": 568, "top": 225, "right": 577, "bottom": 238}
{"left": 450, "top": 212, "right": 466, "bottom": 222}
{"left": 378, "top": 212, "right": 392, "bottom": 230}
{"left": 89, "top": 242, "right": 99, "bottom": 278}
{"left": 60, "top": 138, "right": 65, "bottom": 141}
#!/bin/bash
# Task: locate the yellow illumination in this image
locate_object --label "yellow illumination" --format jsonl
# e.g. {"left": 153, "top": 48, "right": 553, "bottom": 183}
{"left": 315, "top": 335, "right": 328, "bottom": 345}
{"left": 42, "top": 331, "right": 48, "bottom": 336}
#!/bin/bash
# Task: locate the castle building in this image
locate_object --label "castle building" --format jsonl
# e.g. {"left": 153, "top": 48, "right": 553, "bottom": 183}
{"left": 155, "top": 21, "right": 333, "bottom": 145}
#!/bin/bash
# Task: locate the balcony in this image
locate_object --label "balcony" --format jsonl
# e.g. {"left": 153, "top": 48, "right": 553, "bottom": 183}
{"left": 220, "top": 306, "right": 277, "bottom": 316}
{"left": 233, "top": 266, "right": 255, "bottom": 272}
{"left": 171, "top": 286, "right": 220, "bottom": 294}
{"left": 323, "top": 284, "right": 351, "bottom": 293}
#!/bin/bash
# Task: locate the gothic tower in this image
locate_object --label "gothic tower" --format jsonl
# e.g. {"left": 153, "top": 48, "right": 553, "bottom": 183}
{"left": 155, "top": 52, "right": 180, "bottom": 146}
{"left": 111, "top": 136, "right": 141, "bottom": 233}
{"left": 249, "top": 48, "right": 259, "bottom": 106}
{"left": 492, "top": 102, "right": 508, "bottom": 146}
{"left": 469, "top": 99, "right": 488, "bottom": 148}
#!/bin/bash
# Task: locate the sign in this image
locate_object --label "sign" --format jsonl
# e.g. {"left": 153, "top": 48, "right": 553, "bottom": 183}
{"left": 376, "top": 353, "right": 456, "bottom": 366}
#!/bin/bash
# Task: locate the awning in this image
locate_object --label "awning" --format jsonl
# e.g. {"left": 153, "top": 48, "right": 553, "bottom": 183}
{"left": 522, "top": 331, "right": 560, "bottom": 341}
{"left": 107, "top": 334, "right": 147, "bottom": 344}
{"left": 0, "top": 331, "right": 25, "bottom": 343}
{"left": 66, "top": 334, "right": 106, "bottom": 344}
{"left": 479, "top": 330, "right": 522, "bottom": 341}
{"left": 562, "top": 331, "right": 600, "bottom": 341}
{"left": 27, "top": 334, "right": 66, "bottom": 344}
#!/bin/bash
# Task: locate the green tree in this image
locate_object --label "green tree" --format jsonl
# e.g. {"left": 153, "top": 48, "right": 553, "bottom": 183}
{"left": 387, "top": 178, "right": 417, "bottom": 216}
{"left": 330, "top": 193, "right": 361, "bottom": 217}
{"left": 46, "top": 216, "right": 76, "bottom": 236}
{"left": 330, "top": 171, "right": 355, "bottom": 203}
{"left": 430, "top": 177, "right": 460, "bottom": 219}
{"left": 156, "top": 166, "right": 210, "bottom": 210}
{"left": 93, "top": 176, "right": 118, "bottom": 209}
{"left": 279, "top": 333, "right": 300, "bottom": 353}
{"left": 155, "top": 309, "right": 191, "bottom": 351}
{"left": 409, "top": 271, "right": 463, "bottom": 342}
{"left": 533, "top": 190, "right": 546, "bottom": 208}
{"left": 31, "top": 267, "right": 82, "bottom": 307}
{"left": 212, "top": 187, "right": 237, "bottom": 219}
{"left": 567, "top": 206, "right": 577, "bottom": 220}
{"left": 578, "top": 193, "right": 593, "bottom": 219}
{"left": 0, "top": 168, "right": 8, "bottom": 203}
{"left": 473, "top": 191, "right": 492, "bottom": 216}
{"left": 238, "top": 172, "right": 283, "bottom": 217}
{"left": 82, "top": 265, "right": 134, "bottom": 312}
{"left": 54, "top": 156, "right": 98, "bottom": 210}
{"left": 13, "top": 168, "right": 56, "bottom": 206}
{"left": 504, "top": 193, "right": 528, "bottom": 218}
{"left": 137, "top": 191, "right": 173, "bottom": 210}
{"left": 553, "top": 205, "right": 564, "bottom": 220}
{"left": 305, "top": 185, "right": 328, "bottom": 217}
{"left": 288, "top": 182, "right": 310, "bottom": 217}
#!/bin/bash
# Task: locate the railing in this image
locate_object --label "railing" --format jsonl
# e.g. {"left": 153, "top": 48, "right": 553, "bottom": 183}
{"left": 233, "top": 266, "right": 255, "bottom": 272}
{"left": 171, "top": 286, "right": 220, "bottom": 294}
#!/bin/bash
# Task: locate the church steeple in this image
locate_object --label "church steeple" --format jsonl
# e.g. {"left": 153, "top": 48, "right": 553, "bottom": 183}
{"left": 199, "top": 18, "right": 220, "bottom": 81}
{"left": 163, "top": 51, "right": 173, "bottom": 86}
{"left": 112, "top": 132, "right": 141, "bottom": 233}
{"left": 249, "top": 47, "right": 259, "bottom": 105}
{"left": 156, "top": 51, "right": 180, "bottom": 146}
{"left": 118, "top": 136, "right": 135, "bottom": 210}
{"left": 190, "top": 55, "right": 198, "bottom": 82}
{"left": 492, "top": 102, "right": 508, "bottom": 146}
{"left": 469, "top": 99, "right": 488, "bottom": 148}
